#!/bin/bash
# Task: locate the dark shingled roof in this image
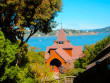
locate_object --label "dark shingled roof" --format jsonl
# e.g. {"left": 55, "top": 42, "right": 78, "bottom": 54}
{"left": 87, "top": 43, "right": 110, "bottom": 69}
{"left": 89, "top": 43, "right": 110, "bottom": 64}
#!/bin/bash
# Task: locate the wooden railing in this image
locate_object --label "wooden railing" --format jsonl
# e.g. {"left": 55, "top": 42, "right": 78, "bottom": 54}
{"left": 46, "top": 76, "right": 76, "bottom": 83}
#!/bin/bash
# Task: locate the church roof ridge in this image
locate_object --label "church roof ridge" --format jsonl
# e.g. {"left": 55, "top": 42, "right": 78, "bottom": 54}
{"left": 57, "top": 28, "right": 67, "bottom": 41}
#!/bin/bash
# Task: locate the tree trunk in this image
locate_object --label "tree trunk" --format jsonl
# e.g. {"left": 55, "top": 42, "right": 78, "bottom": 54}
{"left": 15, "top": 29, "right": 38, "bottom": 66}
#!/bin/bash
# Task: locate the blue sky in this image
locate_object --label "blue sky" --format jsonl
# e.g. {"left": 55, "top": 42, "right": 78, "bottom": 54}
{"left": 54, "top": 0, "right": 110, "bottom": 30}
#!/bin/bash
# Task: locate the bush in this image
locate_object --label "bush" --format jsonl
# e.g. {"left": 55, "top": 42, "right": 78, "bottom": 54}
{"left": 74, "top": 59, "right": 81, "bottom": 68}
{"left": 66, "top": 68, "right": 85, "bottom": 76}
{"left": 74, "top": 35, "right": 110, "bottom": 69}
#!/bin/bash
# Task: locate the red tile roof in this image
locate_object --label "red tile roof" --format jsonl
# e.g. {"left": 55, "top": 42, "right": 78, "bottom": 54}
{"left": 49, "top": 41, "right": 74, "bottom": 49}
{"left": 45, "top": 45, "right": 83, "bottom": 62}
{"left": 45, "top": 28, "right": 83, "bottom": 62}
{"left": 57, "top": 28, "right": 67, "bottom": 41}
{"left": 55, "top": 48, "right": 71, "bottom": 62}
{"left": 45, "top": 48, "right": 72, "bottom": 62}
{"left": 72, "top": 46, "right": 83, "bottom": 59}
{"left": 45, "top": 47, "right": 50, "bottom": 60}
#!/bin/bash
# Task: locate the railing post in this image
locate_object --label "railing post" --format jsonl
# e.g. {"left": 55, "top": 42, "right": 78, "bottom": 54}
{"left": 58, "top": 79, "right": 59, "bottom": 83}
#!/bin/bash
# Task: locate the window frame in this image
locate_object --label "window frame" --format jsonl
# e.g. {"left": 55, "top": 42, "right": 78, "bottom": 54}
{"left": 59, "top": 41, "right": 63, "bottom": 44}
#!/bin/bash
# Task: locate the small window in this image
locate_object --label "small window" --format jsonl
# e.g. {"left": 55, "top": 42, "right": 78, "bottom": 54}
{"left": 59, "top": 41, "right": 63, "bottom": 44}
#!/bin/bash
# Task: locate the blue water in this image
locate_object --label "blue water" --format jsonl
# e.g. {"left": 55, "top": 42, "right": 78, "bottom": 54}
{"left": 27, "top": 33, "right": 110, "bottom": 51}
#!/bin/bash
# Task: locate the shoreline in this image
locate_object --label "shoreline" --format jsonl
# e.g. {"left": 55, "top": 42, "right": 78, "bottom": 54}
{"left": 25, "top": 32, "right": 98, "bottom": 37}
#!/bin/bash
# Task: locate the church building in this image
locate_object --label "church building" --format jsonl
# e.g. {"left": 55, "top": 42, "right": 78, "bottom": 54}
{"left": 45, "top": 28, "right": 83, "bottom": 73}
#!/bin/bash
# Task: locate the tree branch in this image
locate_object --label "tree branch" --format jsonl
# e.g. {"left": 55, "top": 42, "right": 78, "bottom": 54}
{"left": 24, "top": 28, "right": 38, "bottom": 44}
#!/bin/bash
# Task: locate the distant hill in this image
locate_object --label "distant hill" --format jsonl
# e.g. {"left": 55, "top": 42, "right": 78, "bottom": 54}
{"left": 25, "top": 29, "right": 97, "bottom": 37}
{"left": 89, "top": 26, "right": 110, "bottom": 33}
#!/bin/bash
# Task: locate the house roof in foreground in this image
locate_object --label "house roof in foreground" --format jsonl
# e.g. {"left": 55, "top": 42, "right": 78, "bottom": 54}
{"left": 87, "top": 43, "right": 110, "bottom": 69}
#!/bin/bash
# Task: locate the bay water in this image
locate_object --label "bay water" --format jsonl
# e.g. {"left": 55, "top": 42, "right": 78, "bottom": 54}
{"left": 27, "top": 33, "right": 110, "bottom": 51}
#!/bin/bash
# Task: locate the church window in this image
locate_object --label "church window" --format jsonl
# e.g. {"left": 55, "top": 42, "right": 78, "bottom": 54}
{"left": 59, "top": 41, "right": 63, "bottom": 44}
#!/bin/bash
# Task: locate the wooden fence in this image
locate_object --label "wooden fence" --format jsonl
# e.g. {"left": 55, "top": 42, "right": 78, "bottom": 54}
{"left": 46, "top": 76, "right": 76, "bottom": 83}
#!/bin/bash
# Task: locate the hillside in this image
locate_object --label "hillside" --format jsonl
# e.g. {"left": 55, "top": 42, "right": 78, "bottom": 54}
{"left": 89, "top": 26, "right": 110, "bottom": 33}
{"left": 25, "top": 29, "right": 97, "bottom": 37}
{"left": 25, "top": 26, "right": 110, "bottom": 37}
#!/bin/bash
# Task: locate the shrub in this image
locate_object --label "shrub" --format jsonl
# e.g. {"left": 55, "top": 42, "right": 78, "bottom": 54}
{"left": 66, "top": 68, "right": 85, "bottom": 76}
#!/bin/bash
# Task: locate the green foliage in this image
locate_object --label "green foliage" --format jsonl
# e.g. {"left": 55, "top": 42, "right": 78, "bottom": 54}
{"left": 60, "top": 74, "right": 66, "bottom": 77}
{"left": 26, "top": 48, "right": 53, "bottom": 82}
{"left": 0, "top": 0, "right": 62, "bottom": 44}
{"left": 0, "top": 28, "right": 5, "bottom": 49}
{"left": 66, "top": 68, "right": 85, "bottom": 76}
{"left": 0, "top": 28, "right": 5, "bottom": 67}
{"left": 0, "top": 1, "right": 62, "bottom": 82}
{"left": 31, "top": 64, "right": 54, "bottom": 83}
{"left": 74, "top": 59, "right": 82, "bottom": 68}
{"left": 74, "top": 35, "right": 110, "bottom": 69}
{"left": 0, "top": 0, "right": 62, "bottom": 67}
{"left": 17, "top": 40, "right": 29, "bottom": 66}
{"left": 27, "top": 51, "right": 45, "bottom": 64}
{"left": 26, "top": 48, "right": 45, "bottom": 65}
{"left": 16, "top": 67, "right": 37, "bottom": 83}
{"left": 0, "top": 0, "right": 60, "bottom": 79}
{"left": 0, "top": 29, "right": 52, "bottom": 82}
{"left": 1, "top": 66, "right": 19, "bottom": 81}
{"left": 0, "top": 29, "right": 19, "bottom": 82}
{"left": 28, "top": 47, "right": 37, "bottom": 52}
{"left": 0, "top": 29, "right": 34, "bottom": 82}
{"left": 60, "top": 68, "right": 85, "bottom": 77}
{"left": 81, "top": 44, "right": 96, "bottom": 68}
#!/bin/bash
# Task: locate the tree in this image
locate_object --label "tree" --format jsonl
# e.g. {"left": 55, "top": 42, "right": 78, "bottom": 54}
{"left": 74, "top": 59, "right": 82, "bottom": 68}
{"left": 26, "top": 50, "right": 45, "bottom": 65}
{"left": 66, "top": 68, "right": 85, "bottom": 76}
{"left": 31, "top": 64, "right": 54, "bottom": 83}
{"left": 26, "top": 48, "right": 53, "bottom": 82}
{"left": 0, "top": 0, "right": 62, "bottom": 65}
{"left": 74, "top": 35, "right": 110, "bottom": 69}
{"left": 28, "top": 47, "right": 41, "bottom": 52}
{"left": 0, "top": 28, "right": 19, "bottom": 82}
{"left": 0, "top": 0, "right": 62, "bottom": 44}
{"left": 0, "top": 33, "right": 52, "bottom": 83}
{"left": 28, "top": 47, "right": 37, "bottom": 52}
